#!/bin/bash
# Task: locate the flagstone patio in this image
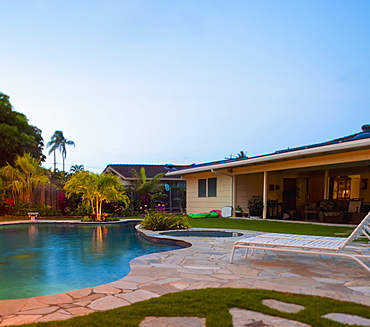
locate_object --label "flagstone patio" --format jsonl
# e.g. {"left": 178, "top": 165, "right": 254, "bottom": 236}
{"left": 0, "top": 221, "right": 369, "bottom": 326}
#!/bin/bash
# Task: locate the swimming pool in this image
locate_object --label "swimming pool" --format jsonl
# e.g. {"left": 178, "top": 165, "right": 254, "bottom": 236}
{"left": 0, "top": 222, "right": 181, "bottom": 300}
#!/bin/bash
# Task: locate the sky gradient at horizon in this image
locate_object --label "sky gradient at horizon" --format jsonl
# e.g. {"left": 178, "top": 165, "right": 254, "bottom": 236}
{"left": 2, "top": 1, "right": 369, "bottom": 172}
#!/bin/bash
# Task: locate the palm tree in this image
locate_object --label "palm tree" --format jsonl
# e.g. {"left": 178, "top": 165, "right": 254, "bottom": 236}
{"left": 47, "top": 131, "right": 75, "bottom": 172}
{"left": 0, "top": 153, "right": 50, "bottom": 207}
{"left": 131, "top": 167, "right": 164, "bottom": 210}
{"left": 236, "top": 150, "right": 247, "bottom": 158}
{"left": 70, "top": 164, "right": 84, "bottom": 174}
{"left": 47, "top": 131, "right": 63, "bottom": 171}
{"left": 64, "top": 171, "right": 129, "bottom": 221}
{"left": 60, "top": 136, "right": 75, "bottom": 172}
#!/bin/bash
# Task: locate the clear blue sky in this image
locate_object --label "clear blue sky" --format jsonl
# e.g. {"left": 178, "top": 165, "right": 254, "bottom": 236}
{"left": 2, "top": 1, "right": 369, "bottom": 172}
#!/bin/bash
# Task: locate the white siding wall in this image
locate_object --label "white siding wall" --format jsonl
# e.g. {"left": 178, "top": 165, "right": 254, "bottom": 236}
{"left": 186, "top": 172, "right": 232, "bottom": 214}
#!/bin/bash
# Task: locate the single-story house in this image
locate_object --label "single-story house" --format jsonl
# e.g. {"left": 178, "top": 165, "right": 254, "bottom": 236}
{"left": 166, "top": 125, "right": 370, "bottom": 223}
{"left": 103, "top": 164, "right": 192, "bottom": 211}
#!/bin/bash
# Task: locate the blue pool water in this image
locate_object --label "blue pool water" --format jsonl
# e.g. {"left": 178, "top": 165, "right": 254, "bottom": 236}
{"left": 0, "top": 222, "right": 180, "bottom": 300}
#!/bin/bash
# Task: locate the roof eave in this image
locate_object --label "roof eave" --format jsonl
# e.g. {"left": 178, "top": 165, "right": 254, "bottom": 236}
{"left": 166, "top": 138, "right": 370, "bottom": 176}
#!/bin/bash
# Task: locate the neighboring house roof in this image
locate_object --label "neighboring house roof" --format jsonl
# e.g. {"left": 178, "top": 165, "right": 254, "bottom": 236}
{"left": 103, "top": 164, "right": 193, "bottom": 181}
{"left": 166, "top": 124, "right": 370, "bottom": 176}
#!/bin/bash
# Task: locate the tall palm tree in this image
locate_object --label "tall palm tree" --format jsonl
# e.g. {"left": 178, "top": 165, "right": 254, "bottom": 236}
{"left": 47, "top": 131, "right": 75, "bottom": 172}
{"left": 0, "top": 153, "right": 49, "bottom": 206}
{"left": 47, "top": 131, "right": 63, "bottom": 171}
{"left": 60, "top": 136, "right": 75, "bottom": 172}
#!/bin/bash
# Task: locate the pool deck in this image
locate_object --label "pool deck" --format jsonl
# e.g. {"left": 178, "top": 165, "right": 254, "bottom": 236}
{"left": 0, "top": 220, "right": 370, "bottom": 326}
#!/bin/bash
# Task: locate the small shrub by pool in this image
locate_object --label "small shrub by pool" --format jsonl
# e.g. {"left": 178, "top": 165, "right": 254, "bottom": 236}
{"left": 139, "top": 210, "right": 190, "bottom": 231}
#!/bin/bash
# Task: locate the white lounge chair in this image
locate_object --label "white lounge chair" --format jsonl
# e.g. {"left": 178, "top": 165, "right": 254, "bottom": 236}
{"left": 230, "top": 212, "right": 370, "bottom": 273}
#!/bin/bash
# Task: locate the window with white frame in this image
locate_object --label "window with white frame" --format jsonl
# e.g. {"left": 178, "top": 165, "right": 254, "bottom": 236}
{"left": 198, "top": 178, "right": 217, "bottom": 197}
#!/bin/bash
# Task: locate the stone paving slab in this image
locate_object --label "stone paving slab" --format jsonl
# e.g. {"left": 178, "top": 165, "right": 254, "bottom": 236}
{"left": 262, "top": 299, "right": 305, "bottom": 313}
{"left": 323, "top": 313, "right": 370, "bottom": 326}
{"left": 139, "top": 316, "right": 206, "bottom": 327}
{"left": 0, "top": 222, "right": 370, "bottom": 326}
{"left": 230, "top": 308, "right": 311, "bottom": 327}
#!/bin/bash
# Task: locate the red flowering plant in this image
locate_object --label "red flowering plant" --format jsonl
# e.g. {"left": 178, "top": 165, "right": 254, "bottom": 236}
{"left": 0, "top": 198, "right": 16, "bottom": 215}
{"left": 58, "top": 192, "right": 69, "bottom": 214}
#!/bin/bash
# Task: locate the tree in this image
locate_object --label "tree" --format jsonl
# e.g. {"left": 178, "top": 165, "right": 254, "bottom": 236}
{"left": 0, "top": 92, "right": 44, "bottom": 167}
{"left": 236, "top": 150, "right": 247, "bottom": 158}
{"left": 0, "top": 153, "right": 49, "bottom": 206}
{"left": 131, "top": 167, "right": 164, "bottom": 210}
{"left": 47, "top": 131, "right": 75, "bottom": 171}
{"left": 64, "top": 171, "right": 129, "bottom": 221}
{"left": 70, "top": 164, "right": 84, "bottom": 174}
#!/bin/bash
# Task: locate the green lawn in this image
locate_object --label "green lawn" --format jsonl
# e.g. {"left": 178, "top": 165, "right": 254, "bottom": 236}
{"left": 188, "top": 217, "right": 355, "bottom": 237}
{"left": 20, "top": 288, "right": 370, "bottom": 327}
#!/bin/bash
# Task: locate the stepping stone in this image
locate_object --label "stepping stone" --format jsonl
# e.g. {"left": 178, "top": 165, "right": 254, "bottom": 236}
{"left": 323, "top": 313, "right": 370, "bottom": 326}
{"left": 139, "top": 316, "right": 206, "bottom": 327}
{"left": 230, "top": 308, "right": 311, "bottom": 327}
{"left": 262, "top": 299, "right": 305, "bottom": 313}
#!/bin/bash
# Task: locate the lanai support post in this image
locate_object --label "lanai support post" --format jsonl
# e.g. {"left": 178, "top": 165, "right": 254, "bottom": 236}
{"left": 324, "top": 169, "right": 329, "bottom": 199}
{"left": 263, "top": 171, "right": 268, "bottom": 219}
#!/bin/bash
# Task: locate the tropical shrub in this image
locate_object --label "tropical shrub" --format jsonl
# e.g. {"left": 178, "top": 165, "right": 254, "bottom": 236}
{"left": 140, "top": 210, "right": 190, "bottom": 231}
{"left": 71, "top": 202, "right": 92, "bottom": 216}
{"left": 131, "top": 167, "right": 164, "bottom": 210}
{"left": 64, "top": 171, "right": 129, "bottom": 221}
{"left": 13, "top": 201, "right": 29, "bottom": 216}
{"left": 34, "top": 203, "right": 60, "bottom": 216}
{"left": 0, "top": 153, "right": 49, "bottom": 207}
{"left": 247, "top": 196, "right": 263, "bottom": 214}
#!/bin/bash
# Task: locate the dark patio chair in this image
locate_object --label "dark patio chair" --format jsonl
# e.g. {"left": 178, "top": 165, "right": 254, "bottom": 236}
{"left": 317, "top": 199, "right": 343, "bottom": 223}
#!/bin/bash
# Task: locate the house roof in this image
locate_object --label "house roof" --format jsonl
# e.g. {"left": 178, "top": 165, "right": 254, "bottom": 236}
{"left": 166, "top": 125, "right": 370, "bottom": 176}
{"left": 103, "top": 164, "right": 193, "bottom": 180}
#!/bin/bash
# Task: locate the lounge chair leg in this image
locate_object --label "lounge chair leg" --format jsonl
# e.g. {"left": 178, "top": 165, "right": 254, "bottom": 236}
{"left": 230, "top": 247, "right": 235, "bottom": 263}
{"left": 244, "top": 248, "right": 249, "bottom": 258}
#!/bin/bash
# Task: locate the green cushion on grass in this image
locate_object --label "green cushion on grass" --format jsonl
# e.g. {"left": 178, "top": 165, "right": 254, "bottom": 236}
{"left": 189, "top": 213, "right": 211, "bottom": 218}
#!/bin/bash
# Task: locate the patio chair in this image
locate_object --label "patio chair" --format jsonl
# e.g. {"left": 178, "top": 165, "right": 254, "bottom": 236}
{"left": 316, "top": 199, "right": 343, "bottom": 223}
{"left": 230, "top": 212, "right": 370, "bottom": 273}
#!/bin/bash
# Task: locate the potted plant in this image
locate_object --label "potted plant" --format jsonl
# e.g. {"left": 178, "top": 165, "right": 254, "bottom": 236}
{"left": 247, "top": 196, "right": 263, "bottom": 217}
{"left": 235, "top": 205, "right": 243, "bottom": 217}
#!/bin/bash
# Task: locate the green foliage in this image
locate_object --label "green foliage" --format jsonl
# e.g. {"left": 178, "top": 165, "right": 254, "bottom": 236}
{"left": 13, "top": 201, "right": 29, "bottom": 216}
{"left": 80, "top": 216, "right": 94, "bottom": 222}
{"left": 0, "top": 153, "right": 50, "bottom": 206}
{"left": 22, "top": 288, "right": 370, "bottom": 327}
{"left": 140, "top": 210, "right": 190, "bottom": 231}
{"left": 34, "top": 203, "right": 60, "bottom": 216}
{"left": 71, "top": 202, "right": 92, "bottom": 216}
{"left": 0, "top": 92, "right": 44, "bottom": 167}
{"left": 64, "top": 171, "right": 129, "bottom": 221}
{"left": 247, "top": 196, "right": 263, "bottom": 213}
{"left": 131, "top": 167, "right": 164, "bottom": 209}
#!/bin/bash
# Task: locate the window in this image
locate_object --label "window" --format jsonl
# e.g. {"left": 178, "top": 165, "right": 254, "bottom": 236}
{"left": 208, "top": 177, "right": 217, "bottom": 197}
{"left": 198, "top": 178, "right": 217, "bottom": 197}
{"left": 198, "top": 179, "right": 206, "bottom": 197}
